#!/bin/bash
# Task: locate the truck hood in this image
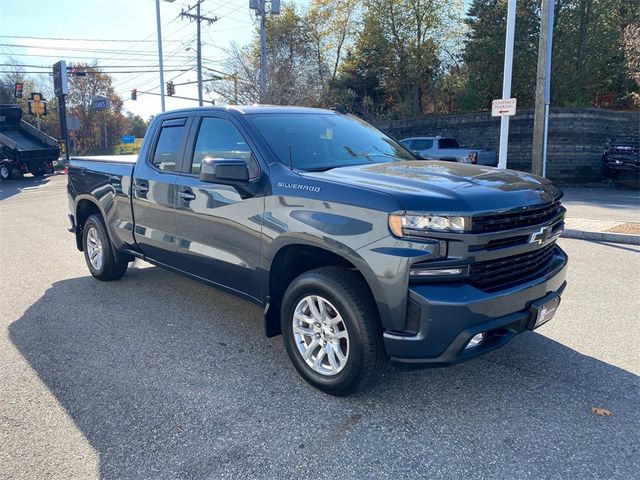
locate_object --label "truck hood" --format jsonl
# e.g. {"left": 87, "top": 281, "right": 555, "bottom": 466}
{"left": 303, "top": 161, "right": 561, "bottom": 214}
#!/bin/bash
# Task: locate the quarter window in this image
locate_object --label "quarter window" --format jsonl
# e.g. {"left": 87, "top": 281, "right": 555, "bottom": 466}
{"left": 191, "top": 117, "right": 259, "bottom": 178}
{"left": 152, "top": 120, "right": 187, "bottom": 171}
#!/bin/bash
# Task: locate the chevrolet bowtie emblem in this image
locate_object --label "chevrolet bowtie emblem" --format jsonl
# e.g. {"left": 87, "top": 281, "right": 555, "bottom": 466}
{"left": 530, "top": 225, "right": 552, "bottom": 244}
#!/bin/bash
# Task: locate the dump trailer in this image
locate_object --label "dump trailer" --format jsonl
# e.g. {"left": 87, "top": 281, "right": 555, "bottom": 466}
{"left": 0, "top": 104, "right": 60, "bottom": 180}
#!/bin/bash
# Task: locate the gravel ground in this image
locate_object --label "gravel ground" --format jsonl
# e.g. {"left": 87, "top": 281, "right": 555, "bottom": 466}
{"left": 1, "top": 174, "right": 639, "bottom": 479}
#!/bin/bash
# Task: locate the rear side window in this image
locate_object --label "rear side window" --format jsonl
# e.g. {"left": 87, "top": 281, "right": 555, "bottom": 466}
{"left": 191, "top": 117, "right": 259, "bottom": 178}
{"left": 152, "top": 120, "right": 187, "bottom": 171}
{"left": 439, "top": 138, "right": 459, "bottom": 149}
{"left": 413, "top": 139, "right": 433, "bottom": 150}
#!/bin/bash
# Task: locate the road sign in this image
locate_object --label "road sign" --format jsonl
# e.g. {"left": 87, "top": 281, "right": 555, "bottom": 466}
{"left": 92, "top": 95, "right": 110, "bottom": 111}
{"left": 492, "top": 98, "right": 517, "bottom": 117}
{"left": 67, "top": 116, "right": 80, "bottom": 131}
{"left": 121, "top": 135, "right": 135, "bottom": 144}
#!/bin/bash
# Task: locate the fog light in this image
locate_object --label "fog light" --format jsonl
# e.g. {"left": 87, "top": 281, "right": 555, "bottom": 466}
{"left": 409, "top": 267, "right": 463, "bottom": 277}
{"left": 465, "top": 333, "right": 485, "bottom": 350}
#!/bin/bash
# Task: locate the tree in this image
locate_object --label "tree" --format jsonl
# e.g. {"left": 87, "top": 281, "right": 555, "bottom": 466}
{"left": 125, "top": 113, "right": 148, "bottom": 138}
{"left": 306, "top": 0, "right": 362, "bottom": 91}
{"left": 65, "top": 63, "right": 126, "bottom": 152}
{"left": 552, "top": 0, "right": 639, "bottom": 108}
{"left": 462, "top": 0, "right": 540, "bottom": 111}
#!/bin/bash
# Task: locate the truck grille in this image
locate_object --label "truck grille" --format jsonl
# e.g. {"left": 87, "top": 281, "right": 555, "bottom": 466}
{"left": 472, "top": 201, "right": 561, "bottom": 233}
{"left": 469, "top": 242, "right": 557, "bottom": 290}
{"left": 608, "top": 145, "right": 639, "bottom": 156}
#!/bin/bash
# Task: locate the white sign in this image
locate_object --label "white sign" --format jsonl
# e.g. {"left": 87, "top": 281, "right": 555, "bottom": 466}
{"left": 492, "top": 98, "right": 517, "bottom": 117}
{"left": 67, "top": 116, "right": 80, "bottom": 131}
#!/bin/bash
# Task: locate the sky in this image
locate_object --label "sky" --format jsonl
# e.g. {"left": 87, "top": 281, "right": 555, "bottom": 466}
{"left": 0, "top": 0, "right": 266, "bottom": 119}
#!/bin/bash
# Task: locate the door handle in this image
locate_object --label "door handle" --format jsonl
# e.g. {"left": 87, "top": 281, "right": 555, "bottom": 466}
{"left": 178, "top": 190, "right": 196, "bottom": 201}
{"left": 135, "top": 183, "right": 149, "bottom": 194}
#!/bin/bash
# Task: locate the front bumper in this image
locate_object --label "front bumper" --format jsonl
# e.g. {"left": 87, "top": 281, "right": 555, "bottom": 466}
{"left": 604, "top": 159, "right": 640, "bottom": 172}
{"left": 383, "top": 246, "right": 568, "bottom": 364}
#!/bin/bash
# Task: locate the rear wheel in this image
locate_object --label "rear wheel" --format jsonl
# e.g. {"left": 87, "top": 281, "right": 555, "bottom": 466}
{"left": 602, "top": 165, "right": 621, "bottom": 179}
{"left": 281, "top": 267, "right": 387, "bottom": 395}
{"left": 29, "top": 165, "right": 45, "bottom": 177}
{"left": 0, "top": 164, "right": 11, "bottom": 180}
{"left": 82, "top": 214, "right": 129, "bottom": 281}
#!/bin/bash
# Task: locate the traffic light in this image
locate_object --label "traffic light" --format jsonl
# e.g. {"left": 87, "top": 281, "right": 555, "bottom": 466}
{"left": 28, "top": 93, "right": 47, "bottom": 116}
{"left": 131, "top": 89, "right": 137, "bottom": 101}
{"left": 166, "top": 81, "right": 175, "bottom": 96}
{"left": 14, "top": 82, "right": 24, "bottom": 98}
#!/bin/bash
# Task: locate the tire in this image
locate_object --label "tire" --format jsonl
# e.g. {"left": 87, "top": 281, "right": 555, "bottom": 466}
{"left": 602, "top": 165, "right": 621, "bottom": 179}
{"left": 82, "top": 214, "right": 129, "bottom": 281}
{"left": 29, "top": 166, "right": 45, "bottom": 177}
{"left": 280, "top": 267, "right": 387, "bottom": 396}
{"left": 0, "top": 164, "right": 11, "bottom": 180}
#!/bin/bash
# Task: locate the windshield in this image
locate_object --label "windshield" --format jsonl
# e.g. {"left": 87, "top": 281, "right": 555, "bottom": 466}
{"left": 247, "top": 113, "right": 415, "bottom": 171}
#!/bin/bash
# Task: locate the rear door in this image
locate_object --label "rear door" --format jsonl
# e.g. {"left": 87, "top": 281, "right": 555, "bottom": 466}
{"left": 131, "top": 116, "right": 191, "bottom": 265}
{"left": 173, "top": 113, "right": 265, "bottom": 299}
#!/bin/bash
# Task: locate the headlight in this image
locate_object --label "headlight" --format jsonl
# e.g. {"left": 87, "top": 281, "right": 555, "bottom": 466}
{"left": 388, "top": 213, "right": 468, "bottom": 237}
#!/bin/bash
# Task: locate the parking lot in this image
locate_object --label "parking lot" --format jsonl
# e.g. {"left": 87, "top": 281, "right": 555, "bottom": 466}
{"left": 1, "top": 174, "right": 638, "bottom": 479}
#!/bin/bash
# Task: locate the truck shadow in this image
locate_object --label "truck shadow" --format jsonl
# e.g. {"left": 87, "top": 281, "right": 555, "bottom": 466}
{"left": 8, "top": 267, "right": 638, "bottom": 479}
{"left": 0, "top": 175, "right": 51, "bottom": 201}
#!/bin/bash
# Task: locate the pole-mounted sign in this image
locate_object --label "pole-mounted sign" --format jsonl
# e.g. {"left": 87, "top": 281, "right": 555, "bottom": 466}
{"left": 491, "top": 98, "right": 517, "bottom": 117}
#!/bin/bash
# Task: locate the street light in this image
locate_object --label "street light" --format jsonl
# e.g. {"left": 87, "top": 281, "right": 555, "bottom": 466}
{"left": 156, "top": 0, "right": 176, "bottom": 113}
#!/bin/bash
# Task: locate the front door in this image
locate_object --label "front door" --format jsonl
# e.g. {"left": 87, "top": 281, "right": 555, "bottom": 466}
{"left": 173, "top": 115, "right": 264, "bottom": 299}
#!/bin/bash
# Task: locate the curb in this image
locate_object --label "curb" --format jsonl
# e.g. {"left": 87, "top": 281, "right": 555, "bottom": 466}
{"left": 562, "top": 229, "right": 640, "bottom": 245}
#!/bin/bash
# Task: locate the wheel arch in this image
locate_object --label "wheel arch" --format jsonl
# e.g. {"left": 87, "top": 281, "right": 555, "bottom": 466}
{"left": 262, "top": 238, "right": 386, "bottom": 338}
{"left": 74, "top": 197, "right": 105, "bottom": 251}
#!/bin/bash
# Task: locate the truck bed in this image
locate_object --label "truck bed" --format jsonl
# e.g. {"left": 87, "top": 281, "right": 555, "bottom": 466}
{"left": 0, "top": 127, "right": 49, "bottom": 150}
{"left": 71, "top": 155, "right": 138, "bottom": 164}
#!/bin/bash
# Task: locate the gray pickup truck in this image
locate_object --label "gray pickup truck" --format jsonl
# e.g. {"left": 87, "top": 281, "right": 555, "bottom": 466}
{"left": 400, "top": 136, "right": 498, "bottom": 166}
{"left": 67, "top": 105, "right": 567, "bottom": 395}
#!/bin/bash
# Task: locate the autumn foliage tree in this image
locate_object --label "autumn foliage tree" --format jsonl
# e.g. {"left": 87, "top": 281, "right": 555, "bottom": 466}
{"left": 65, "top": 63, "right": 126, "bottom": 152}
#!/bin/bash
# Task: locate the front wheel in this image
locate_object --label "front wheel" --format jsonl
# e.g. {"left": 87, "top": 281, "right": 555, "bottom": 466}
{"left": 82, "top": 214, "right": 129, "bottom": 281}
{"left": 281, "top": 267, "right": 387, "bottom": 395}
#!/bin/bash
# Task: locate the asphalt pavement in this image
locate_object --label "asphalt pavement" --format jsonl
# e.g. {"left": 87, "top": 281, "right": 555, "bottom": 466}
{"left": 1, "top": 174, "right": 639, "bottom": 479}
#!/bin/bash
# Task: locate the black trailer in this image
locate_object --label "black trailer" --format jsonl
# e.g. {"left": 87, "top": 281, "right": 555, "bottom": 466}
{"left": 0, "top": 104, "right": 60, "bottom": 180}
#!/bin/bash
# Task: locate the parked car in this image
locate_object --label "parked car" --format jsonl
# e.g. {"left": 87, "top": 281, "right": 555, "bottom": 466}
{"left": 0, "top": 105, "right": 59, "bottom": 180}
{"left": 400, "top": 136, "right": 498, "bottom": 166}
{"left": 602, "top": 138, "right": 639, "bottom": 179}
{"left": 67, "top": 106, "right": 567, "bottom": 395}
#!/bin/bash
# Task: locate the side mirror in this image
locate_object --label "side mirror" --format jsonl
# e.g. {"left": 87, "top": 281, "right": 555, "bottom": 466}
{"left": 199, "top": 158, "right": 249, "bottom": 184}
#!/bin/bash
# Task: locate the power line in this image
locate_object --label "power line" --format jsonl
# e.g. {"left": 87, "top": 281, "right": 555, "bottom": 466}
{"left": 0, "top": 68, "right": 193, "bottom": 74}
{"left": 0, "top": 63, "right": 191, "bottom": 69}
{"left": 0, "top": 35, "right": 184, "bottom": 43}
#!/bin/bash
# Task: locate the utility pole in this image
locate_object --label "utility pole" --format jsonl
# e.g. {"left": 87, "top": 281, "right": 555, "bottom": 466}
{"left": 498, "top": 0, "right": 517, "bottom": 169}
{"left": 155, "top": 0, "right": 166, "bottom": 112}
{"left": 250, "top": 0, "right": 280, "bottom": 103}
{"left": 180, "top": 1, "right": 218, "bottom": 107}
{"left": 259, "top": 1, "right": 267, "bottom": 102}
{"left": 532, "top": 0, "right": 555, "bottom": 177}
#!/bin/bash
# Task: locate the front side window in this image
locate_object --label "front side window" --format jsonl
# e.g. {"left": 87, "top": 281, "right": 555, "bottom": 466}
{"left": 413, "top": 139, "right": 433, "bottom": 150}
{"left": 191, "top": 117, "right": 259, "bottom": 178}
{"left": 152, "top": 121, "right": 187, "bottom": 171}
